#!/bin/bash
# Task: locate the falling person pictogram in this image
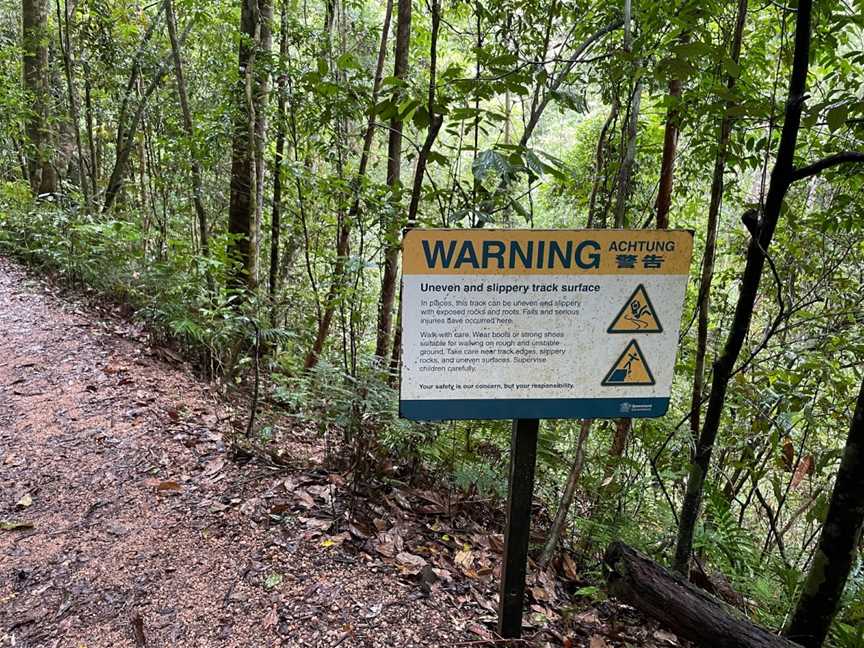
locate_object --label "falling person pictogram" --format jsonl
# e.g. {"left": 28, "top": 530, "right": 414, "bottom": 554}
{"left": 602, "top": 340, "right": 656, "bottom": 386}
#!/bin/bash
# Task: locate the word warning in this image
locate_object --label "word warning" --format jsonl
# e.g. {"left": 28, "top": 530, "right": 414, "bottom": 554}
{"left": 399, "top": 229, "right": 694, "bottom": 420}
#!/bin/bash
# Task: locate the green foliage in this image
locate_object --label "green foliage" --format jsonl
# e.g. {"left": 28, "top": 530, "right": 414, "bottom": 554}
{"left": 1, "top": 0, "right": 863, "bottom": 636}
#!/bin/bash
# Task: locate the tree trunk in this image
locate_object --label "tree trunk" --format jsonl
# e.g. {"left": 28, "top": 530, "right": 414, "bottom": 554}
{"left": 518, "top": 19, "right": 624, "bottom": 152}
{"left": 165, "top": 0, "right": 213, "bottom": 294}
{"left": 611, "top": 0, "right": 640, "bottom": 229}
{"left": 672, "top": 0, "right": 845, "bottom": 575}
{"left": 303, "top": 0, "right": 393, "bottom": 369}
{"left": 103, "top": 25, "right": 186, "bottom": 213}
{"left": 228, "top": 0, "right": 272, "bottom": 292}
{"left": 654, "top": 75, "right": 681, "bottom": 229}
{"left": 587, "top": 97, "right": 619, "bottom": 228}
{"left": 538, "top": 419, "right": 592, "bottom": 568}
{"left": 374, "top": 0, "right": 411, "bottom": 361}
{"left": 253, "top": 2, "right": 273, "bottom": 271}
{"left": 388, "top": 0, "right": 443, "bottom": 377}
{"left": 268, "top": 0, "right": 290, "bottom": 317}
{"left": 55, "top": 0, "right": 88, "bottom": 202}
{"left": 606, "top": 0, "right": 647, "bottom": 466}
{"left": 83, "top": 62, "right": 97, "bottom": 191}
{"left": 689, "top": 0, "right": 748, "bottom": 445}
{"left": 606, "top": 542, "right": 802, "bottom": 648}
{"left": 784, "top": 378, "right": 864, "bottom": 648}
{"left": 22, "top": 0, "right": 55, "bottom": 194}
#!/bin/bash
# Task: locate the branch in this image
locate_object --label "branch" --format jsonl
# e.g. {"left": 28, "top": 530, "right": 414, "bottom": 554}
{"left": 790, "top": 151, "right": 864, "bottom": 184}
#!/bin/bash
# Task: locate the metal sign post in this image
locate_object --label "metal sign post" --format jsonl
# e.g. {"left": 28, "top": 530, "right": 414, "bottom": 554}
{"left": 397, "top": 228, "right": 694, "bottom": 638}
{"left": 498, "top": 418, "right": 539, "bottom": 639}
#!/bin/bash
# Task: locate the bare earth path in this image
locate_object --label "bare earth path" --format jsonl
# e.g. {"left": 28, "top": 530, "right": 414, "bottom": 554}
{"left": 0, "top": 259, "right": 468, "bottom": 647}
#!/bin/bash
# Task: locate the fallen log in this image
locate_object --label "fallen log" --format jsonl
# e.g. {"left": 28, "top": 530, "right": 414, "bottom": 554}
{"left": 604, "top": 542, "right": 801, "bottom": 648}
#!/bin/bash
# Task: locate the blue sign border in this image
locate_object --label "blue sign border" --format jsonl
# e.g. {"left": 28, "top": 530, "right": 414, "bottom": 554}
{"left": 400, "top": 397, "right": 669, "bottom": 421}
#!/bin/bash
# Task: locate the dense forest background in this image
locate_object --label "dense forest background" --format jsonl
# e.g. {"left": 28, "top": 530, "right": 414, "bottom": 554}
{"left": 1, "top": 0, "right": 863, "bottom": 645}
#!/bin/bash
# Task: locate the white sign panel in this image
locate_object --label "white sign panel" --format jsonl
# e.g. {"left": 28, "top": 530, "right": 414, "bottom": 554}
{"left": 399, "top": 229, "right": 694, "bottom": 420}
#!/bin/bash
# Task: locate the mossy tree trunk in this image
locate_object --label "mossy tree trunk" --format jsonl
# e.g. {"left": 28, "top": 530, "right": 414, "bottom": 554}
{"left": 784, "top": 378, "right": 864, "bottom": 648}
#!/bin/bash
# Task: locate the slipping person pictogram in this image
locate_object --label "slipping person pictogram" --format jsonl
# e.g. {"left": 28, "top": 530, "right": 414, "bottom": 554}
{"left": 607, "top": 284, "right": 663, "bottom": 333}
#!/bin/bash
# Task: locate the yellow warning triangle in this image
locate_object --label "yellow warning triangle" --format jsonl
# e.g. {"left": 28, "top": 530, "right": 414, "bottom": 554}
{"left": 602, "top": 340, "right": 655, "bottom": 386}
{"left": 608, "top": 284, "right": 663, "bottom": 333}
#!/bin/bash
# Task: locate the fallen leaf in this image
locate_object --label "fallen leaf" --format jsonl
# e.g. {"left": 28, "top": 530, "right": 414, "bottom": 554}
{"left": 531, "top": 586, "right": 549, "bottom": 601}
{"left": 454, "top": 549, "right": 474, "bottom": 571}
{"left": 156, "top": 481, "right": 182, "bottom": 493}
{"left": 574, "top": 610, "right": 599, "bottom": 625}
{"left": 263, "top": 606, "right": 278, "bottom": 628}
{"left": 0, "top": 521, "right": 34, "bottom": 531}
{"left": 389, "top": 490, "right": 411, "bottom": 510}
{"left": 396, "top": 551, "right": 427, "bottom": 574}
{"left": 299, "top": 516, "right": 332, "bottom": 532}
{"left": 204, "top": 458, "right": 225, "bottom": 476}
{"left": 321, "top": 532, "right": 350, "bottom": 548}
{"left": 294, "top": 489, "right": 315, "bottom": 509}
{"left": 364, "top": 603, "right": 383, "bottom": 619}
{"left": 374, "top": 538, "right": 397, "bottom": 558}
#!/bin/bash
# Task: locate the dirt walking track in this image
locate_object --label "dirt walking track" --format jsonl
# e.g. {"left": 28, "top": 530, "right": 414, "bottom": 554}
{"left": 0, "top": 258, "right": 468, "bottom": 647}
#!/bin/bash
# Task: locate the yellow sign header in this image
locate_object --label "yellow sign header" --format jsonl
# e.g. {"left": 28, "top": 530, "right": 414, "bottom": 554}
{"left": 402, "top": 229, "right": 694, "bottom": 276}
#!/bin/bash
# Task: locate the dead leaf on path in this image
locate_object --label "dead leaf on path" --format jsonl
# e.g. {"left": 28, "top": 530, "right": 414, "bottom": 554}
{"left": 348, "top": 522, "right": 371, "bottom": 540}
{"left": 574, "top": 610, "right": 599, "bottom": 625}
{"left": 306, "top": 484, "right": 333, "bottom": 505}
{"left": 299, "top": 516, "right": 332, "bottom": 532}
{"left": 432, "top": 567, "right": 453, "bottom": 582}
{"left": 263, "top": 606, "right": 278, "bottom": 628}
{"left": 321, "top": 532, "right": 350, "bottom": 548}
{"left": 16, "top": 494, "right": 33, "bottom": 509}
{"left": 240, "top": 498, "right": 260, "bottom": 516}
{"left": 454, "top": 549, "right": 474, "bottom": 571}
{"left": 396, "top": 551, "right": 427, "bottom": 574}
{"left": 155, "top": 481, "right": 182, "bottom": 494}
{"left": 269, "top": 501, "right": 292, "bottom": 515}
{"left": 388, "top": 490, "right": 411, "bottom": 510}
{"left": 465, "top": 621, "right": 493, "bottom": 640}
{"left": 531, "top": 586, "right": 550, "bottom": 602}
{"left": 374, "top": 537, "right": 397, "bottom": 558}
{"left": 203, "top": 458, "right": 225, "bottom": 476}
{"left": 295, "top": 489, "right": 315, "bottom": 509}
{"left": 0, "top": 521, "right": 34, "bottom": 531}
{"left": 471, "top": 588, "right": 497, "bottom": 613}
{"left": 589, "top": 636, "right": 610, "bottom": 648}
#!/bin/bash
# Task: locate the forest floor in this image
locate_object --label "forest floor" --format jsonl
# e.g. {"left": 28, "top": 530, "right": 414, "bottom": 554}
{"left": 0, "top": 257, "right": 685, "bottom": 648}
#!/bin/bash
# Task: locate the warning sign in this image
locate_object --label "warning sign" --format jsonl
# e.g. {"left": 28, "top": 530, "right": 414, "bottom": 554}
{"left": 607, "top": 284, "right": 662, "bottom": 333}
{"left": 398, "top": 229, "right": 693, "bottom": 421}
{"left": 602, "top": 340, "right": 656, "bottom": 386}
